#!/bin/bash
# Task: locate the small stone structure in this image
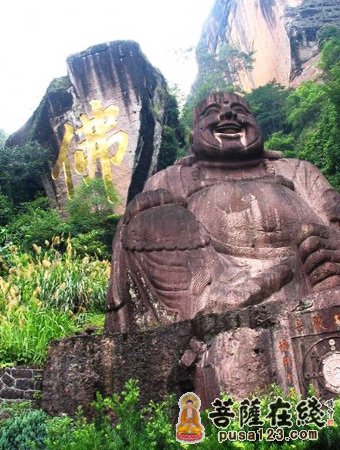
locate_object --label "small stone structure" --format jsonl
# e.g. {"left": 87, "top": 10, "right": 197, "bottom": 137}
{"left": 0, "top": 367, "right": 43, "bottom": 402}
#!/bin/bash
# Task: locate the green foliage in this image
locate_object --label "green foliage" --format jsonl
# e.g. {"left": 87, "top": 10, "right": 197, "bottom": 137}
{"left": 0, "top": 192, "right": 15, "bottom": 226}
{"left": 254, "top": 27, "right": 340, "bottom": 191}
{"left": 318, "top": 25, "right": 340, "bottom": 50}
{"left": 286, "top": 81, "right": 326, "bottom": 130}
{"left": 4, "top": 198, "right": 68, "bottom": 251}
{"left": 157, "top": 90, "right": 185, "bottom": 168}
{"left": 48, "top": 76, "right": 72, "bottom": 92}
{"left": 158, "top": 126, "right": 181, "bottom": 170}
{"left": 0, "top": 409, "right": 48, "bottom": 450}
{"left": 0, "top": 242, "right": 109, "bottom": 365}
{"left": 0, "top": 129, "right": 7, "bottom": 148}
{"left": 46, "top": 379, "right": 178, "bottom": 450}
{"left": 0, "top": 141, "right": 52, "bottom": 203}
{"left": 265, "top": 131, "right": 296, "bottom": 156}
{"left": 1, "top": 382, "right": 340, "bottom": 449}
{"left": 0, "top": 302, "right": 78, "bottom": 366}
{"left": 245, "top": 82, "right": 291, "bottom": 140}
{"left": 67, "top": 178, "right": 119, "bottom": 233}
{"left": 66, "top": 178, "right": 120, "bottom": 256}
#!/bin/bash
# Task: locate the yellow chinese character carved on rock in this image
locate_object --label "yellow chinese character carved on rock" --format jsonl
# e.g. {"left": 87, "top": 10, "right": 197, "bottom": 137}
{"left": 52, "top": 100, "right": 128, "bottom": 202}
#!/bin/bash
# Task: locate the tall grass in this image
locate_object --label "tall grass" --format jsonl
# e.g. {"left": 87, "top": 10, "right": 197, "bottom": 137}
{"left": 0, "top": 238, "right": 110, "bottom": 366}
{"left": 0, "top": 238, "right": 110, "bottom": 312}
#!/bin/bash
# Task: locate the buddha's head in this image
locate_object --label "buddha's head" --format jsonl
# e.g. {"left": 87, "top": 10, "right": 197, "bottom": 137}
{"left": 186, "top": 399, "right": 194, "bottom": 410}
{"left": 190, "top": 92, "right": 264, "bottom": 161}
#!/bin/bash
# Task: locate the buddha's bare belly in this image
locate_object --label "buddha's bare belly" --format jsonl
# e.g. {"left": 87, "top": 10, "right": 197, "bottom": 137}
{"left": 187, "top": 180, "right": 323, "bottom": 252}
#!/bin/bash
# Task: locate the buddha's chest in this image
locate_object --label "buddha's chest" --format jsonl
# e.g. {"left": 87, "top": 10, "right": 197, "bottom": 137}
{"left": 187, "top": 180, "right": 322, "bottom": 248}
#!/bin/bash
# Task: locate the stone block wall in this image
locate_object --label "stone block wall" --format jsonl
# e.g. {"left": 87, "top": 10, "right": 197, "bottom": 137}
{"left": 0, "top": 367, "right": 43, "bottom": 402}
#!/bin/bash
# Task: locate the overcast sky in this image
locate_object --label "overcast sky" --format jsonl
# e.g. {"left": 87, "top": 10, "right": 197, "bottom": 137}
{"left": 0, "top": 0, "right": 214, "bottom": 134}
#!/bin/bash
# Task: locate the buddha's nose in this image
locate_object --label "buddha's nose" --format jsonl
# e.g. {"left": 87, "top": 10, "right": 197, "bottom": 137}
{"left": 219, "top": 107, "right": 235, "bottom": 120}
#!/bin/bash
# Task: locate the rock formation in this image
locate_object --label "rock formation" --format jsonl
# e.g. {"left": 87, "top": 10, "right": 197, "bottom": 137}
{"left": 42, "top": 92, "right": 340, "bottom": 415}
{"left": 7, "top": 41, "right": 181, "bottom": 211}
{"left": 196, "top": 0, "right": 340, "bottom": 90}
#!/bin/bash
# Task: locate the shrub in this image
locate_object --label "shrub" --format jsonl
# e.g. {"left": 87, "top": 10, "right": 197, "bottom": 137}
{"left": 1, "top": 381, "right": 340, "bottom": 449}
{"left": 0, "top": 193, "right": 15, "bottom": 226}
{"left": 0, "top": 240, "right": 110, "bottom": 313}
{"left": 0, "top": 409, "right": 48, "bottom": 450}
{"left": 67, "top": 178, "right": 119, "bottom": 235}
{"left": 5, "top": 198, "right": 68, "bottom": 251}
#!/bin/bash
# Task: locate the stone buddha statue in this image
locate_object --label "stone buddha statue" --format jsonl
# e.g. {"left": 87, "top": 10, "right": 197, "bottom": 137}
{"left": 105, "top": 92, "right": 340, "bottom": 333}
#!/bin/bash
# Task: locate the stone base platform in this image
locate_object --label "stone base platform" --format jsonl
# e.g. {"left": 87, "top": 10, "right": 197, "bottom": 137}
{"left": 42, "top": 289, "right": 340, "bottom": 416}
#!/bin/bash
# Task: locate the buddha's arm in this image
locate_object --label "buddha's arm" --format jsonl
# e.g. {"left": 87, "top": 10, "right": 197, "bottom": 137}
{"left": 274, "top": 158, "right": 340, "bottom": 225}
{"left": 276, "top": 159, "right": 340, "bottom": 291}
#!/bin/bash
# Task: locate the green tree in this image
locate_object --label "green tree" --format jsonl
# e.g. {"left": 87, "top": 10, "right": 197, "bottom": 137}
{"left": 66, "top": 178, "right": 121, "bottom": 256}
{"left": 0, "top": 141, "right": 52, "bottom": 203}
{"left": 67, "top": 178, "right": 119, "bottom": 234}
{"left": 246, "top": 82, "right": 291, "bottom": 140}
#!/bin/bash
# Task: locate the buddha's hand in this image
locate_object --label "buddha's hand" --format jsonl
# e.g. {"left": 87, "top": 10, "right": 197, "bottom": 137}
{"left": 201, "top": 262, "right": 292, "bottom": 314}
{"left": 298, "top": 223, "right": 340, "bottom": 291}
{"left": 123, "top": 188, "right": 187, "bottom": 225}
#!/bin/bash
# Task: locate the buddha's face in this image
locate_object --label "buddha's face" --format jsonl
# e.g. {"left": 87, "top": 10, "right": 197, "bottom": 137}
{"left": 191, "top": 92, "right": 263, "bottom": 160}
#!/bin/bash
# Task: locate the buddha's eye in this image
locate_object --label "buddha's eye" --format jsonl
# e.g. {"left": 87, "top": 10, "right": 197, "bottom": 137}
{"left": 200, "top": 105, "right": 221, "bottom": 118}
{"left": 232, "top": 105, "right": 248, "bottom": 115}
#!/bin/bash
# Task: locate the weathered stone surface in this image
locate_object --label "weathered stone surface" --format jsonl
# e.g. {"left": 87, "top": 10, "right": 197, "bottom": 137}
{"left": 15, "top": 379, "right": 35, "bottom": 390}
{"left": 7, "top": 41, "right": 181, "bottom": 211}
{"left": 42, "top": 322, "right": 193, "bottom": 416}
{"left": 195, "top": 328, "right": 273, "bottom": 405}
{"left": 0, "top": 367, "right": 43, "bottom": 403}
{"left": 11, "top": 368, "right": 32, "bottom": 379}
{"left": 43, "top": 289, "right": 340, "bottom": 413}
{"left": 0, "top": 388, "right": 25, "bottom": 400}
{"left": 1, "top": 373, "right": 14, "bottom": 387}
{"left": 196, "top": 0, "right": 340, "bottom": 90}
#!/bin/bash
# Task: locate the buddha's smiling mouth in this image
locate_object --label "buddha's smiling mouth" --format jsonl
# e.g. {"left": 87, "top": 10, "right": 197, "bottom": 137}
{"left": 212, "top": 122, "right": 248, "bottom": 147}
{"left": 213, "top": 122, "right": 244, "bottom": 139}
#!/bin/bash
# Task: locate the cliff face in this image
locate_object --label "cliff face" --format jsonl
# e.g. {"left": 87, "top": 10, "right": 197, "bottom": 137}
{"left": 197, "top": 0, "right": 340, "bottom": 91}
{"left": 7, "top": 41, "right": 179, "bottom": 211}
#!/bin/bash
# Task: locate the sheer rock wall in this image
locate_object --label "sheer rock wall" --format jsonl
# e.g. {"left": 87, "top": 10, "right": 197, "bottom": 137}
{"left": 197, "top": 0, "right": 340, "bottom": 90}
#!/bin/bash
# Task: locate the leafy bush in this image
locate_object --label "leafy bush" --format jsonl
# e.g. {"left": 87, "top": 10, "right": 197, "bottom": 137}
{"left": 0, "top": 409, "right": 48, "bottom": 450}
{"left": 0, "top": 141, "right": 52, "bottom": 203}
{"left": 0, "top": 193, "right": 15, "bottom": 226}
{"left": 67, "top": 178, "right": 119, "bottom": 234}
{"left": 46, "top": 379, "right": 178, "bottom": 450}
{"left": 5, "top": 205, "right": 68, "bottom": 251}
{"left": 1, "top": 381, "right": 339, "bottom": 449}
